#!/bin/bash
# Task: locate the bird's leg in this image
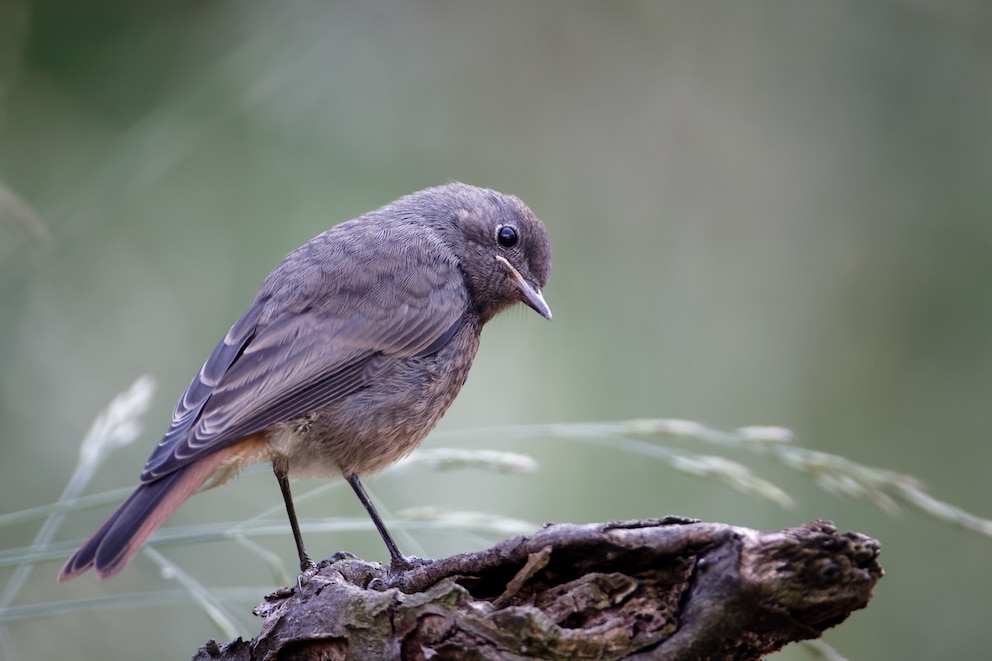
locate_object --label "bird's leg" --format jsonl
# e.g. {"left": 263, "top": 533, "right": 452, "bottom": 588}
{"left": 345, "top": 473, "right": 423, "bottom": 571}
{"left": 272, "top": 459, "right": 314, "bottom": 573}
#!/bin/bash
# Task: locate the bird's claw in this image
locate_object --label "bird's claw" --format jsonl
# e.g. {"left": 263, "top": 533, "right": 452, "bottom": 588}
{"left": 296, "top": 557, "right": 319, "bottom": 591}
{"left": 389, "top": 554, "right": 432, "bottom": 574}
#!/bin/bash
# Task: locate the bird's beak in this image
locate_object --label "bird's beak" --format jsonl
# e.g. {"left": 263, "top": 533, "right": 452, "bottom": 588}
{"left": 496, "top": 256, "right": 552, "bottom": 320}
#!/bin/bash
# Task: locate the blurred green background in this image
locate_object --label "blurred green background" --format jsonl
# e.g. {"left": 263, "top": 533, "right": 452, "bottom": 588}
{"left": 2, "top": 1, "right": 991, "bottom": 658}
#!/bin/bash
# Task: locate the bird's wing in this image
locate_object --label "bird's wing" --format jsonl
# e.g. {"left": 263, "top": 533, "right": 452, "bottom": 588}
{"left": 140, "top": 243, "right": 467, "bottom": 481}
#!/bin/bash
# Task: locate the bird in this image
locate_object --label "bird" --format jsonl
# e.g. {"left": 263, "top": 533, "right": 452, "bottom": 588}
{"left": 58, "top": 182, "right": 552, "bottom": 581}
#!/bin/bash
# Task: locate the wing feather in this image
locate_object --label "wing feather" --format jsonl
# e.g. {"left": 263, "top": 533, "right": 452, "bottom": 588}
{"left": 142, "top": 230, "right": 467, "bottom": 481}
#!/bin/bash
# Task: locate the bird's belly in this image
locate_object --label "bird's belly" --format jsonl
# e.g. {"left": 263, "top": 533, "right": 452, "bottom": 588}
{"left": 270, "top": 328, "right": 480, "bottom": 477}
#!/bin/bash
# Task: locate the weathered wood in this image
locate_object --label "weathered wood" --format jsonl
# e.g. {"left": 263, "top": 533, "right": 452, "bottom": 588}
{"left": 193, "top": 518, "right": 881, "bottom": 660}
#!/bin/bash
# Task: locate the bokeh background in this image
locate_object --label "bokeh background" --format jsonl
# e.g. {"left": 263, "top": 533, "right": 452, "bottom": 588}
{"left": 2, "top": 1, "right": 991, "bottom": 658}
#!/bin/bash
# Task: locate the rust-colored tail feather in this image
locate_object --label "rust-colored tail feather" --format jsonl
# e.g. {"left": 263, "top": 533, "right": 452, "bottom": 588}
{"left": 59, "top": 452, "right": 227, "bottom": 581}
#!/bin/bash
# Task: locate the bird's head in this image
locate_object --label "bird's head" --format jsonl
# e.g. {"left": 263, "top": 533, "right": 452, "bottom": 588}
{"left": 420, "top": 182, "right": 552, "bottom": 323}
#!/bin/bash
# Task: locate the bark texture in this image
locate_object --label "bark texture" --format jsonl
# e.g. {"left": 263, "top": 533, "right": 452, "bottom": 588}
{"left": 193, "top": 517, "right": 882, "bottom": 660}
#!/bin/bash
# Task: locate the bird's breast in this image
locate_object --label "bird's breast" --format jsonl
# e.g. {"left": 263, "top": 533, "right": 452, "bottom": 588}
{"left": 270, "top": 320, "right": 482, "bottom": 478}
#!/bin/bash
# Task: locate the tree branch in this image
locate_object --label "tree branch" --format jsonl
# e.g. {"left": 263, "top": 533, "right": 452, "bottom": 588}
{"left": 193, "top": 518, "right": 881, "bottom": 660}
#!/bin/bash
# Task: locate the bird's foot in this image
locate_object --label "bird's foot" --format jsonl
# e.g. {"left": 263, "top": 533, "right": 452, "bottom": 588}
{"left": 296, "top": 555, "right": 318, "bottom": 591}
{"left": 366, "top": 555, "right": 433, "bottom": 592}
{"left": 389, "top": 554, "right": 432, "bottom": 572}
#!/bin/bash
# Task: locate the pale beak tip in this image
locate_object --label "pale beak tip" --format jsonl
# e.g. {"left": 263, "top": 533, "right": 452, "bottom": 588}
{"left": 533, "top": 294, "right": 552, "bottom": 321}
{"left": 496, "top": 255, "right": 552, "bottom": 320}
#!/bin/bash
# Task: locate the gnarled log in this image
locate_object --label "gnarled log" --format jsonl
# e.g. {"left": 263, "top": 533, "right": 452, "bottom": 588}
{"left": 194, "top": 517, "right": 881, "bottom": 660}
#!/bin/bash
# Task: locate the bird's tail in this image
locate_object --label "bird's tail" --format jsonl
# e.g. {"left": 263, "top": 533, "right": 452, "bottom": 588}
{"left": 58, "top": 452, "right": 227, "bottom": 581}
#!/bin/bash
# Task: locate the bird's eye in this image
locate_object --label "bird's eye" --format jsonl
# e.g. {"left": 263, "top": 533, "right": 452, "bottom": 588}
{"left": 497, "top": 225, "right": 518, "bottom": 248}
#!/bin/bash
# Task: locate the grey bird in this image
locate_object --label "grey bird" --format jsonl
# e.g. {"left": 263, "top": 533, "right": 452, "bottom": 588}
{"left": 59, "top": 182, "right": 552, "bottom": 581}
